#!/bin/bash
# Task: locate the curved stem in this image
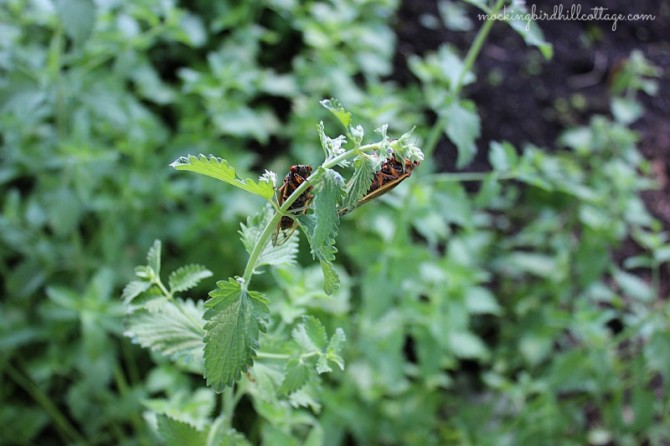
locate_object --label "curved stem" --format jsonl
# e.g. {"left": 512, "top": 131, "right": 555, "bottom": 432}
{"left": 422, "top": 0, "right": 506, "bottom": 160}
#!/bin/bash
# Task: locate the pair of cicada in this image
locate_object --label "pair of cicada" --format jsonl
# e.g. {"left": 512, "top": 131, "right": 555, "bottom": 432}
{"left": 272, "top": 155, "right": 420, "bottom": 246}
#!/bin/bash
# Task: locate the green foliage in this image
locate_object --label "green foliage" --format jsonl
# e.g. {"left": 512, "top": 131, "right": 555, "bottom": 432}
{"left": 2, "top": 0, "right": 668, "bottom": 444}
{"left": 203, "top": 279, "right": 269, "bottom": 391}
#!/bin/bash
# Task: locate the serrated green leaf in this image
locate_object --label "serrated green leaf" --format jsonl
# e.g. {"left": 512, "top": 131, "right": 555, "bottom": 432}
{"left": 395, "top": 128, "right": 424, "bottom": 163}
{"left": 317, "top": 122, "right": 348, "bottom": 165}
{"left": 55, "top": 0, "right": 96, "bottom": 45}
{"left": 292, "top": 315, "right": 328, "bottom": 351}
{"left": 156, "top": 415, "right": 207, "bottom": 446}
{"left": 121, "top": 280, "right": 151, "bottom": 304}
{"left": 278, "top": 359, "right": 309, "bottom": 395}
{"left": 169, "top": 265, "right": 213, "bottom": 294}
{"left": 144, "top": 389, "right": 214, "bottom": 431}
{"left": 240, "top": 205, "right": 298, "bottom": 268}
{"left": 204, "top": 279, "right": 269, "bottom": 391}
{"left": 316, "top": 356, "right": 331, "bottom": 374}
{"left": 327, "top": 328, "right": 346, "bottom": 355}
{"left": 170, "top": 155, "right": 274, "bottom": 200}
{"left": 125, "top": 298, "right": 205, "bottom": 370}
{"left": 319, "top": 261, "right": 340, "bottom": 296}
{"left": 343, "top": 155, "right": 376, "bottom": 210}
{"left": 443, "top": 99, "right": 480, "bottom": 168}
{"left": 298, "top": 215, "right": 340, "bottom": 295}
{"left": 147, "top": 240, "right": 162, "bottom": 276}
{"left": 320, "top": 98, "right": 351, "bottom": 129}
{"left": 349, "top": 124, "right": 364, "bottom": 147}
{"left": 326, "top": 328, "right": 346, "bottom": 370}
{"left": 313, "top": 169, "right": 344, "bottom": 250}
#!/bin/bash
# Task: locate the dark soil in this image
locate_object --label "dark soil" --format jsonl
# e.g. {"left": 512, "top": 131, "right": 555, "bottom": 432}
{"left": 393, "top": 0, "right": 670, "bottom": 292}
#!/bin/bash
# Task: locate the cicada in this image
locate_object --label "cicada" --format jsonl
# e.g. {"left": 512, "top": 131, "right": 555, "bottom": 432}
{"left": 359, "top": 155, "right": 419, "bottom": 206}
{"left": 272, "top": 164, "right": 314, "bottom": 246}
{"left": 339, "top": 155, "right": 419, "bottom": 215}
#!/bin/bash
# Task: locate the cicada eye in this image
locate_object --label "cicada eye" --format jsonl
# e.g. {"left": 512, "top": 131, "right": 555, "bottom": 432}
{"left": 290, "top": 165, "right": 298, "bottom": 173}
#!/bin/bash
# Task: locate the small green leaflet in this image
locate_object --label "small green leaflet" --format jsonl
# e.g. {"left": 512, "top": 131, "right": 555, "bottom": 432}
{"left": 121, "top": 280, "right": 151, "bottom": 304}
{"left": 316, "top": 328, "right": 346, "bottom": 373}
{"left": 144, "top": 388, "right": 215, "bottom": 431}
{"left": 278, "top": 358, "right": 309, "bottom": 395}
{"left": 320, "top": 98, "right": 351, "bottom": 129}
{"left": 204, "top": 278, "right": 269, "bottom": 391}
{"left": 299, "top": 214, "right": 340, "bottom": 295}
{"left": 170, "top": 155, "right": 275, "bottom": 200}
{"left": 156, "top": 415, "right": 207, "bottom": 446}
{"left": 240, "top": 205, "right": 298, "bottom": 268}
{"left": 292, "top": 315, "right": 328, "bottom": 351}
{"left": 443, "top": 99, "right": 480, "bottom": 168}
{"left": 312, "top": 168, "right": 344, "bottom": 250}
{"left": 291, "top": 316, "right": 346, "bottom": 375}
{"left": 125, "top": 298, "right": 205, "bottom": 371}
{"left": 169, "top": 264, "right": 213, "bottom": 293}
{"left": 317, "top": 122, "right": 349, "bottom": 166}
{"left": 147, "top": 239, "right": 162, "bottom": 277}
{"left": 342, "top": 155, "right": 376, "bottom": 210}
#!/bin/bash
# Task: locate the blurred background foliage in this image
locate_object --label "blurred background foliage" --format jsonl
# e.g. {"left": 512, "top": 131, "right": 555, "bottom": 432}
{"left": 1, "top": 0, "right": 668, "bottom": 445}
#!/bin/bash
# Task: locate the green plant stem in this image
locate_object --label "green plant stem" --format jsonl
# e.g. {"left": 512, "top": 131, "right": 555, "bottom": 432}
{"left": 6, "top": 363, "right": 86, "bottom": 445}
{"left": 428, "top": 171, "right": 517, "bottom": 183}
{"left": 256, "top": 352, "right": 290, "bottom": 360}
{"left": 422, "top": 0, "right": 505, "bottom": 160}
{"left": 221, "top": 385, "right": 235, "bottom": 430}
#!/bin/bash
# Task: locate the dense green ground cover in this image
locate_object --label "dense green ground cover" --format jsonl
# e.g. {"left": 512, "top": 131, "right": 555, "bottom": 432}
{"left": 1, "top": 1, "right": 667, "bottom": 445}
